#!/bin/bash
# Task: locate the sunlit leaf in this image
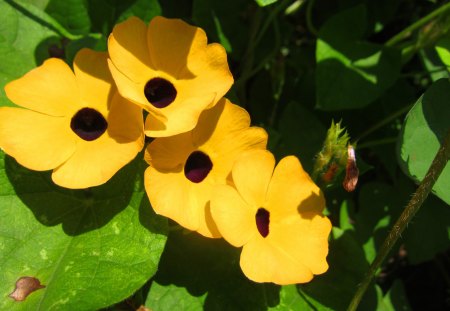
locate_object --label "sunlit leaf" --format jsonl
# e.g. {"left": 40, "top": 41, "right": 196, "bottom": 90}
{"left": 316, "top": 5, "right": 401, "bottom": 110}
{"left": 397, "top": 78, "right": 450, "bottom": 205}
{"left": 0, "top": 152, "right": 168, "bottom": 310}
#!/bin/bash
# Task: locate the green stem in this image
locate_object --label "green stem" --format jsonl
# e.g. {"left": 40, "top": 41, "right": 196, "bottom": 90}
{"left": 386, "top": 2, "right": 450, "bottom": 47}
{"left": 306, "top": 0, "right": 318, "bottom": 36}
{"left": 356, "top": 137, "right": 397, "bottom": 149}
{"left": 347, "top": 128, "right": 450, "bottom": 311}
{"left": 254, "top": 0, "right": 291, "bottom": 47}
{"left": 355, "top": 103, "right": 414, "bottom": 142}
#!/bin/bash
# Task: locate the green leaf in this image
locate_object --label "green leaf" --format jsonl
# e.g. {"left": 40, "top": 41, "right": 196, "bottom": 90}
{"left": 149, "top": 230, "right": 280, "bottom": 310}
{"left": 299, "top": 228, "right": 378, "bottom": 311}
{"left": 45, "top": 0, "right": 91, "bottom": 35}
{"left": 276, "top": 101, "right": 326, "bottom": 173}
{"left": 381, "top": 280, "right": 411, "bottom": 311}
{"left": 255, "top": 0, "right": 278, "bottom": 7}
{"left": 0, "top": 0, "right": 60, "bottom": 107}
{"left": 192, "top": 0, "right": 248, "bottom": 59}
{"left": 146, "top": 282, "right": 206, "bottom": 311}
{"left": 268, "top": 285, "right": 314, "bottom": 310}
{"left": 436, "top": 33, "right": 450, "bottom": 69}
{"left": 87, "top": 0, "right": 161, "bottom": 36}
{"left": 115, "top": 0, "right": 161, "bottom": 24}
{"left": 397, "top": 78, "right": 450, "bottom": 205}
{"left": 316, "top": 5, "right": 401, "bottom": 110}
{"left": 0, "top": 152, "right": 168, "bottom": 310}
{"left": 403, "top": 194, "right": 450, "bottom": 264}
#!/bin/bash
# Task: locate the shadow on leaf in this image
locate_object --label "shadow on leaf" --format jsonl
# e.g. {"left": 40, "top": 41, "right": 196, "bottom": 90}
{"left": 5, "top": 153, "right": 140, "bottom": 236}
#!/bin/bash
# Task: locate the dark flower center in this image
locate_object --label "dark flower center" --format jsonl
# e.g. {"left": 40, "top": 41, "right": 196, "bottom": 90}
{"left": 144, "top": 78, "right": 177, "bottom": 108}
{"left": 70, "top": 108, "right": 107, "bottom": 141}
{"left": 184, "top": 151, "right": 213, "bottom": 183}
{"left": 255, "top": 208, "right": 270, "bottom": 238}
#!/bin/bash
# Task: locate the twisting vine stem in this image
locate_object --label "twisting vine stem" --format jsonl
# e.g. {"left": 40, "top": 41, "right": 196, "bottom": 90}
{"left": 347, "top": 128, "right": 450, "bottom": 311}
{"left": 386, "top": 2, "right": 450, "bottom": 47}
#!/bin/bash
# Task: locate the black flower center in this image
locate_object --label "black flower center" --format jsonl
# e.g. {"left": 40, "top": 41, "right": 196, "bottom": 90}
{"left": 255, "top": 208, "right": 270, "bottom": 238}
{"left": 144, "top": 78, "right": 177, "bottom": 108}
{"left": 184, "top": 151, "right": 213, "bottom": 183}
{"left": 70, "top": 108, "right": 107, "bottom": 141}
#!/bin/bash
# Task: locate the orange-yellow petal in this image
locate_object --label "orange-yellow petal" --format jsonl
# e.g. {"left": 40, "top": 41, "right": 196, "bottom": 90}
{"left": 176, "top": 43, "right": 233, "bottom": 107}
{"left": 107, "top": 93, "right": 144, "bottom": 144}
{"left": 0, "top": 107, "right": 76, "bottom": 170}
{"left": 240, "top": 236, "right": 313, "bottom": 285}
{"left": 267, "top": 156, "right": 325, "bottom": 222}
{"left": 190, "top": 184, "right": 221, "bottom": 238}
{"left": 147, "top": 16, "right": 206, "bottom": 78}
{"left": 4, "top": 58, "right": 79, "bottom": 116}
{"left": 107, "top": 60, "right": 155, "bottom": 111}
{"left": 231, "top": 150, "right": 275, "bottom": 208}
{"left": 210, "top": 184, "right": 256, "bottom": 247}
{"left": 52, "top": 133, "right": 142, "bottom": 189}
{"left": 269, "top": 213, "right": 331, "bottom": 277}
{"left": 108, "top": 16, "right": 154, "bottom": 82}
{"left": 51, "top": 93, "right": 144, "bottom": 189}
{"left": 144, "top": 94, "right": 215, "bottom": 137}
{"left": 145, "top": 166, "right": 200, "bottom": 231}
{"left": 193, "top": 98, "right": 249, "bottom": 145}
{"left": 74, "top": 49, "right": 114, "bottom": 115}
{"left": 145, "top": 133, "right": 194, "bottom": 171}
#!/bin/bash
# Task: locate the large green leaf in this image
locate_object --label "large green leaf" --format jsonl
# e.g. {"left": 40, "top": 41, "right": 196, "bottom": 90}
{"left": 45, "top": 0, "right": 91, "bottom": 35}
{"left": 276, "top": 101, "right": 326, "bottom": 173}
{"left": 403, "top": 194, "right": 450, "bottom": 264}
{"left": 146, "top": 230, "right": 280, "bottom": 310}
{"left": 316, "top": 5, "right": 401, "bottom": 110}
{"left": 299, "top": 228, "right": 378, "bottom": 311}
{"left": 0, "top": 0, "right": 60, "bottom": 107}
{"left": 192, "top": 0, "right": 248, "bottom": 59}
{"left": 87, "top": 0, "right": 161, "bottom": 36}
{"left": 0, "top": 152, "right": 168, "bottom": 310}
{"left": 397, "top": 78, "right": 450, "bottom": 205}
{"left": 146, "top": 282, "right": 206, "bottom": 311}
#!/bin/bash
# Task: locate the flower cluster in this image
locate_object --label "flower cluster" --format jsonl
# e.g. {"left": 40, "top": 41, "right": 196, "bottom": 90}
{"left": 0, "top": 16, "right": 331, "bottom": 285}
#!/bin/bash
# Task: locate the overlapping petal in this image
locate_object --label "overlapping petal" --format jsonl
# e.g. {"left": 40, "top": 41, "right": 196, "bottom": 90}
{"left": 0, "top": 49, "right": 144, "bottom": 189}
{"left": 0, "top": 108, "right": 76, "bottom": 170}
{"left": 4, "top": 58, "right": 79, "bottom": 116}
{"left": 145, "top": 98, "right": 268, "bottom": 238}
{"left": 108, "top": 16, "right": 233, "bottom": 137}
{"left": 210, "top": 150, "right": 331, "bottom": 284}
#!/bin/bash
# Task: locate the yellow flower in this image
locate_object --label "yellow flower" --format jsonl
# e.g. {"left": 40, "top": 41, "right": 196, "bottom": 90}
{"left": 144, "top": 98, "right": 267, "bottom": 238}
{"left": 0, "top": 49, "right": 144, "bottom": 189}
{"left": 210, "top": 150, "right": 331, "bottom": 285}
{"left": 108, "top": 16, "right": 234, "bottom": 137}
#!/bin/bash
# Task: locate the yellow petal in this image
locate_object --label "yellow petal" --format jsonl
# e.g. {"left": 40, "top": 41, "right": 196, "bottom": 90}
{"left": 107, "top": 60, "right": 150, "bottom": 110}
{"left": 240, "top": 236, "right": 313, "bottom": 285}
{"left": 269, "top": 213, "right": 331, "bottom": 276}
{"left": 231, "top": 150, "right": 275, "bottom": 208}
{"left": 74, "top": 49, "right": 114, "bottom": 115}
{"left": 267, "top": 156, "right": 326, "bottom": 222}
{"left": 144, "top": 94, "right": 215, "bottom": 137}
{"left": 52, "top": 132, "right": 142, "bottom": 189}
{"left": 145, "top": 166, "right": 200, "bottom": 231}
{"left": 210, "top": 185, "right": 256, "bottom": 247}
{"left": 5, "top": 58, "right": 79, "bottom": 116}
{"left": 107, "top": 93, "right": 145, "bottom": 144}
{"left": 190, "top": 184, "right": 221, "bottom": 238}
{"left": 147, "top": 16, "right": 206, "bottom": 77}
{"left": 108, "top": 16, "right": 154, "bottom": 82}
{"left": 52, "top": 93, "right": 144, "bottom": 189}
{"left": 0, "top": 107, "right": 76, "bottom": 170}
{"left": 145, "top": 133, "right": 194, "bottom": 170}
{"left": 177, "top": 43, "right": 233, "bottom": 107}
